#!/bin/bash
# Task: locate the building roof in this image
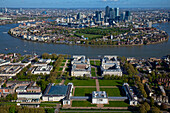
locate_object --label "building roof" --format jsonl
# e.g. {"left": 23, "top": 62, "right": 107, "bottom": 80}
{"left": 92, "top": 91, "right": 107, "bottom": 98}
{"left": 47, "top": 85, "right": 68, "bottom": 96}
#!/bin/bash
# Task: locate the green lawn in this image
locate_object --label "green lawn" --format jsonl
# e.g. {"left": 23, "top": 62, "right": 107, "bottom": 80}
{"left": 59, "top": 67, "right": 63, "bottom": 71}
{"left": 61, "top": 63, "right": 65, "bottom": 66}
{"left": 62, "top": 59, "right": 66, "bottom": 62}
{"left": 91, "top": 68, "right": 95, "bottom": 72}
{"left": 99, "top": 80, "right": 123, "bottom": 86}
{"left": 72, "top": 101, "right": 96, "bottom": 107}
{"left": 100, "top": 88, "right": 121, "bottom": 96}
{"left": 95, "top": 60, "right": 101, "bottom": 66}
{"left": 65, "top": 79, "right": 96, "bottom": 86}
{"left": 74, "top": 88, "right": 96, "bottom": 96}
{"left": 104, "top": 101, "right": 129, "bottom": 107}
{"left": 91, "top": 71, "right": 96, "bottom": 77}
{"left": 90, "top": 60, "right": 95, "bottom": 65}
{"left": 75, "top": 33, "right": 103, "bottom": 40}
{"left": 40, "top": 103, "right": 57, "bottom": 107}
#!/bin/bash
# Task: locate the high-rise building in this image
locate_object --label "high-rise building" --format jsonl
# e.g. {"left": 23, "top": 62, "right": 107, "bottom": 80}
{"left": 105, "top": 6, "right": 110, "bottom": 17}
{"left": 96, "top": 11, "right": 102, "bottom": 21}
{"left": 114, "top": 8, "right": 119, "bottom": 17}
{"left": 109, "top": 8, "right": 115, "bottom": 20}
{"left": 20, "top": 8, "right": 22, "bottom": 13}
{"left": 5, "top": 7, "right": 8, "bottom": 13}
{"left": 125, "top": 11, "right": 131, "bottom": 21}
{"left": 77, "top": 12, "right": 82, "bottom": 20}
{"left": 121, "top": 12, "right": 126, "bottom": 21}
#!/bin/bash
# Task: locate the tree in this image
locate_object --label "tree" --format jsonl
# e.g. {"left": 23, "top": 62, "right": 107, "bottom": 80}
{"left": 144, "top": 102, "right": 150, "bottom": 111}
{"left": 139, "top": 104, "right": 147, "bottom": 113}
{"left": 9, "top": 105, "right": 16, "bottom": 113}
{"left": 151, "top": 107, "right": 161, "bottom": 113}
{"left": 161, "top": 103, "right": 167, "bottom": 110}
{"left": 150, "top": 98, "right": 154, "bottom": 107}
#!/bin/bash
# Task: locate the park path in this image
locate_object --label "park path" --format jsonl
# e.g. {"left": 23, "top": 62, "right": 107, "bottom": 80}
{"left": 96, "top": 79, "right": 100, "bottom": 91}
{"left": 63, "top": 107, "right": 128, "bottom": 109}
{"left": 74, "top": 86, "right": 96, "bottom": 88}
{"left": 60, "top": 59, "right": 68, "bottom": 77}
{"left": 100, "top": 86, "right": 119, "bottom": 88}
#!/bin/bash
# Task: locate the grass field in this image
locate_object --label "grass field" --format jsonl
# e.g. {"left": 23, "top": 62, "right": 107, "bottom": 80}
{"left": 100, "top": 88, "right": 121, "bottom": 96}
{"left": 63, "top": 59, "right": 66, "bottom": 62}
{"left": 91, "top": 68, "right": 95, "bottom": 72}
{"left": 99, "top": 80, "right": 123, "bottom": 86}
{"left": 65, "top": 79, "right": 96, "bottom": 86}
{"left": 58, "top": 67, "right": 63, "bottom": 71}
{"left": 74, "top": 88, "right": 96, "bottom": 96}
{"left": 95, "top": 60, "right": 101, "bottom": 66}
{"left": 61, "top": 63, "right": 65, "bottom": 66}
{"left": 72, "top": 101, "right": 96, "bottom": 107}
{"left": 104, "top": 101, "right": 129, "bottom": 107}
{"left": 40, "top": 103, "right": 57, "bottom": 107}
{"left": 90, "top": 60, "right": 95, "bottom": 65}
{"left": 75, "top": 33, "right": 103, "bottom": 40}
{"left": 91, "top": 71, "right": 96, "bottom": 77}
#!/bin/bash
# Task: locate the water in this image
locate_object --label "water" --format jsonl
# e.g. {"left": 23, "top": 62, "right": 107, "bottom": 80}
{"left": 0, "top": 23, "right": 170, "bottom": 58}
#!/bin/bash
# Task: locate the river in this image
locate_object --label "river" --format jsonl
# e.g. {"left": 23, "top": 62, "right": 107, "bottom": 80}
{"left": 0, "top": 23, "right": 170, "bottom": 58}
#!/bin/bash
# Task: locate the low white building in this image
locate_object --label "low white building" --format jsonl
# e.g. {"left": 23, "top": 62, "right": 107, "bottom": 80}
{"left": 17, "top": 92, "right": 42, "bottom": 100}
{"left": 101, "top": 56, "right": 122, "bottom": 76}
{"left": 16, "top": 86, "right": 27, "bottom": 93}
{"left": 92, "top": 91, "right": 108, "bottom": 104}
{"left": 123, "top": 83, "right": 137, "bottom": 106}
{"left": 42, "top": 83, "right": 73, "bottom": 105}
{"left": 71, "top": 55, "right": 91, "bottom": 77}
{"left": 31, "top": 65, "right": 53, "bottom": 75}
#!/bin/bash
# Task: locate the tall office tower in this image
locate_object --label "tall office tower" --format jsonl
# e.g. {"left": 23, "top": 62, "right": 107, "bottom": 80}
{"left": 77, "top": 12, "right": 82, "bottom": 20}
{"left": 5, "top": 7, "right": 8, "bottom": 13}
{"left": 114, "top": 7, "right": 119, "bottom": 17}
{"left": 96, "top": 11, "right": 102, "bottom": 21}
{"left": 125, "top": 11, "right": 130, "bottom": 21}
{"left": 109, "top": 8, "right": 115, "bottom": 20}
{"left": 105, "top": 6, "right": 110, "bottom": 17}
{"left": 121, "top": 12, "right": 126, "bottom": 21}
{"left": 20, "top": 8, "right": 22, "bottom": 13}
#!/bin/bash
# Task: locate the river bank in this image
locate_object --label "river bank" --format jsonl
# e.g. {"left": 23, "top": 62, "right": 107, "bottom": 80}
{"left": 0, "top": 23, "right": 170, "bottom": 58}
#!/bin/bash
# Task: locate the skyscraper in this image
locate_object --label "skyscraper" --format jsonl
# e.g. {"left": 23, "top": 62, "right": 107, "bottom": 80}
{"left": 77, "top": 12, "right": 82, "bottom": 20}
{"left": 109, "top": 8, "right": 115, "bottom": 20}
{"left": 96, "top": 11, "right": 102, "bottom": 21}
{"left": 125, "top": 11, "right": 131, "bottom": 21}
{"left": 105, "top": 6, "right": 110, "bottom": 17}
{"left": 114, "top": 8, "right": 119, "bottom": 17}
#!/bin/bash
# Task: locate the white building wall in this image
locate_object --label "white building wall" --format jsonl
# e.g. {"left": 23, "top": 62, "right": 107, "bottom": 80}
{"left": 71, "top": 71, "right": 91, "bottom": 77}
{"left": 92, "top": 98, "right": 108, "bottom": 104}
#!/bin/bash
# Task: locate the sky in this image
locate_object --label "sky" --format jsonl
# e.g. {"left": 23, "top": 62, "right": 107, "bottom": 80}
{"left": 0, "top": 0, "right": 170, "bottom": 8}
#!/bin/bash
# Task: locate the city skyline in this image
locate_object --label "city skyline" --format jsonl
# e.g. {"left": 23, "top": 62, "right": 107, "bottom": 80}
{"left": 0, "top": 0, "right": 170, "bottom": 8}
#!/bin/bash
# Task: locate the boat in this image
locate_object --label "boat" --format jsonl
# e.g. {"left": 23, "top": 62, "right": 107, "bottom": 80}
{"left": 5, "top": 48, "right": 8, "bottom": 50}
{"left": 24, "top": 50, "right": 27, "bottom": 52}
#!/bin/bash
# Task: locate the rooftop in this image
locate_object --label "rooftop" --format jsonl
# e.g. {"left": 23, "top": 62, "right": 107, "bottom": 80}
{"left": 46, "top": 85, "right": 68, "bottom": 96}
{"left": 92, "top": 91, "right": 107, "bottom": 98}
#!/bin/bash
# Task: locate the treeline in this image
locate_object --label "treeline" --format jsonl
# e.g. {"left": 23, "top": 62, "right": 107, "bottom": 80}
{"left": 0, "top": 105, "right": 54, "bottom": 113}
